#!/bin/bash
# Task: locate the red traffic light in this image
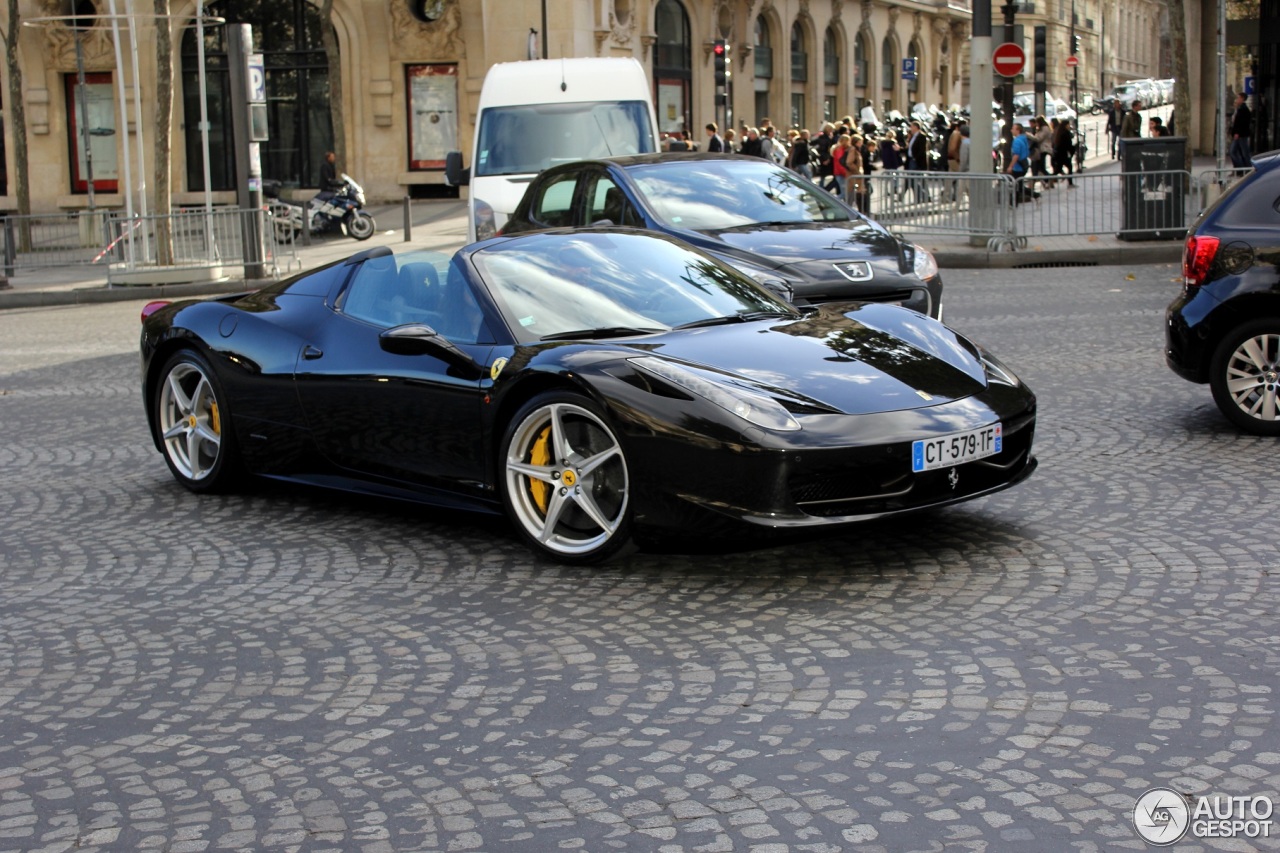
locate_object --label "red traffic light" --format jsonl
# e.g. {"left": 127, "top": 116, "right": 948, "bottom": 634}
{"left": 713, "top": 40, "right": 726, "bottom": 56}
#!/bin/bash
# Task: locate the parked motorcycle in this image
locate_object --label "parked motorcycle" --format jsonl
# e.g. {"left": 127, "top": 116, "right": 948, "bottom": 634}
{"left": 264, "top": 174, "right": 376, "bottom": 242}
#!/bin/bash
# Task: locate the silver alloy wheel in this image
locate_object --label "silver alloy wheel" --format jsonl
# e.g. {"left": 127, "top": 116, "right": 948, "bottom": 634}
{"left": 504, "top": 401, "right": 629, "bottom": 558}
{"left": 1223, "top": 332, "right": 1280, "bottom": 422}
{"left": 158, "top": 361, "right": 223, "bottom": 481}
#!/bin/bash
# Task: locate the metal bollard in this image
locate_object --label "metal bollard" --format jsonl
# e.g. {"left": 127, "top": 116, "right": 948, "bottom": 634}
{"left": 403, "top": 196, "right": 413, "bottom": 242}
{"left": 2, "top": 217, "right": 16, "bottom": 282}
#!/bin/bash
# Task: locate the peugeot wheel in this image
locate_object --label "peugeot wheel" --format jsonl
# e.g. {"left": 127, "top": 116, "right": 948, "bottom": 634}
{"left": 154, "top": 350, "right": 244, "bottom": 491}
{"left": 1209, "top": 319, "right": 1280, "bottom": 435}
{"left": 347, "top": 211, "right": 376, "bottom": 241}
{"left": 501, "top": 393, "right": 633, "bottom": 563}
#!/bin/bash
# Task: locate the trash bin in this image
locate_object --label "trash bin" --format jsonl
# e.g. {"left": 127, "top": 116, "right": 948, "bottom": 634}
{"left": 1118, "top": 136, "right": 1187, "bottom": 241}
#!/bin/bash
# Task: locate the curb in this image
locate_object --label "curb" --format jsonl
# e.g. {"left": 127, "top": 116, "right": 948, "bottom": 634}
{"left": 935, "top": 243, "right": 1183, "bottom": 269}
{"left": 0, "top": 278, "right": 258, "bottom": 310}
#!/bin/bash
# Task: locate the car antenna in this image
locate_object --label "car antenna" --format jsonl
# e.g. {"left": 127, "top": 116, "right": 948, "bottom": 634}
{"left": 560, "top": 58, "right": 567, "bottom": 92}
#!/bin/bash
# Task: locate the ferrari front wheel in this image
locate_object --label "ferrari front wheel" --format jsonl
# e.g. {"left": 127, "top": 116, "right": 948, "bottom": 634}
{"left": 501, "top": 393, "right": 633, "bottom": 563}
{"left": 155, "top": 350, "right": 243, "bottom": 492}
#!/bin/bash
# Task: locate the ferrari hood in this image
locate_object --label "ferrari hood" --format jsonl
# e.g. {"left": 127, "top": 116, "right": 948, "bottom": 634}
{"left": 703, "top": 220, "right": 904, "bottom": 272}
{"left": 629, "top": 303, "right": 987, "bottom": 415}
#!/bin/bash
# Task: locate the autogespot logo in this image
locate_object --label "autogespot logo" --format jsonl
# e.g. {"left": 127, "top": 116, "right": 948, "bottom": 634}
{"left": 1133, "top": 787, "right": 1190, "bottom": 845}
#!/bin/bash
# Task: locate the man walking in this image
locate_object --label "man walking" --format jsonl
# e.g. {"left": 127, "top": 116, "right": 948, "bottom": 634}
{"left": 1120, "top": 100, "right": 1143, "bottom": 140}
{"left": 1006, "top": 122, "right": 1035, "bottom": 203}
{"left": 1230, "top": 93, "right": 1253, "bottom": 168}
{"left": 1106, "top": 98, "right": 1123, "bottom": 158}
{"left": 705, "top": 122, "right": 724, "bottom": 153}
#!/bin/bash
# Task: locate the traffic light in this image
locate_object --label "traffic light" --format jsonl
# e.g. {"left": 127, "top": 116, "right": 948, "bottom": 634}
{"left": 1033, "top": 25, "right": 1046, "bottom": 89}
{"left": 1071, "top": 34, "right": 1080, "bottom": 55}
{"left": 713, "top": 39, "right": 728, "bottom": 106}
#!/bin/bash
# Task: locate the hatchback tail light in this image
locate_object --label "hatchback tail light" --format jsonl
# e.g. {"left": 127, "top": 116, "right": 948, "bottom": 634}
{"left": 1182, "top": 235, "right": 1220, "bottom": 288}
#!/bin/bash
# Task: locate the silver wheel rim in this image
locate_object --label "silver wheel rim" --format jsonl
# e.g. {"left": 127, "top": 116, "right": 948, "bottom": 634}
{"left": 1225, "top": 333, "right": 1280, "bottom": 422}
{"left": 505, "top": 402, "right": 629, "bottom": 556}
{"left": 158, "top": 361, "right": 222, "bottom": 481}
{"left": 350, "top": 214, "right": 374, "bottom": 238}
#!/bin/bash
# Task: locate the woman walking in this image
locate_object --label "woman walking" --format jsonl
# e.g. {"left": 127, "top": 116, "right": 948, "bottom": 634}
{"left": 830, "top": 133, "right": 851, "bottom": 198}
{"left": 1051, "top": 117, "right": 1075, "bottom": 187}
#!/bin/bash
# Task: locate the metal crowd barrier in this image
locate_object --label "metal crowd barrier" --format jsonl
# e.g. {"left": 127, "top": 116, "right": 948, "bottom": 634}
{"left": 1194, "top": 166, "right": 1253, "bottom": 212}
{"left": 0, "top": 209, "right": 116, "bottom": 272}
{"left": 1003, "top": 169, "right": 1193, "bottom": 245}
{"left": 862, "top": 171, "right": 1021, "bottom": 251}
{"left": 0, "top": 206, "right": 295, "bottom": 281}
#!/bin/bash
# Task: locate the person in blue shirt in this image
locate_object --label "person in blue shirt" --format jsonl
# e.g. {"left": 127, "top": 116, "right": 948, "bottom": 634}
{"left": 1006, "top": 123, "right": 1038, "bottom": 203}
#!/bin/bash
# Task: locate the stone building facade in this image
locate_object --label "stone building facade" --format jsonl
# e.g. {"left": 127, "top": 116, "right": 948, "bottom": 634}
{"left": 0, "top": 0, "right": 1189, "bottom": 213}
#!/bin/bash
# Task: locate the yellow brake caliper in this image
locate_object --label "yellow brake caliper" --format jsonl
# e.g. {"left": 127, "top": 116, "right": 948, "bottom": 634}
{"left": 209, "top": 401, "right": 221, "bottom": 435}
{"left": 528, "top": 425, "right": 552, "bottom": 514}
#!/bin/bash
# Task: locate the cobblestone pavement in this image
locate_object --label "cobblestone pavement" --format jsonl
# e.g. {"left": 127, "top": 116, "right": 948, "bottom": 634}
{"left": 1, "top": 265, "right": 1277, "bottom": 852}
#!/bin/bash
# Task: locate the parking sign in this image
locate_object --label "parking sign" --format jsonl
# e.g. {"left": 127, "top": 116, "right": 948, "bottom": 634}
{"left": 902, "top": 57, "right": 917, "bottom": 80}
{"left": 247, "top": 54, "right": 266, "bottom": 104}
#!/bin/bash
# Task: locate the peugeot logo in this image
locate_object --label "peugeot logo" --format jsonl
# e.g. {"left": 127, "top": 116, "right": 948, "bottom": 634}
{"left": 948, "top": 467, "right": 959, "bottom": 490}
{"left": 834, "top": 261, "right": 873, "bottom": 282}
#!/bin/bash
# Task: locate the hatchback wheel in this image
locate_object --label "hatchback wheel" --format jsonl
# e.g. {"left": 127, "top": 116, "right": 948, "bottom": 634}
{"left": 1209, "top": 319, "right": 1280, "bottom": 435}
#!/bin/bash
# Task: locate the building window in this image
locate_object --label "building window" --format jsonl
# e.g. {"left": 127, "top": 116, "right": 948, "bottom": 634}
{"left": 790, "top": 22, "right": 807, "bottom": 82}
{"left": 653, "top": 0, "right": 691, "bottom": 136}
{"left": 180, "top": 0, "right": 334, "bottom": 191}
{"left": 881, "top": 37, "right": 895, "bottom": 91}
{"left": 754, "top": 16, "right": 772, "bottom": 124}
{"left": 855, "top": 33, "right": 868, "bottom": 90}
{"left": 907, "top": 38, "right": 921, "bottom": 97}
{"left": 823, "top": 27, "right": 839, "bottom": 86}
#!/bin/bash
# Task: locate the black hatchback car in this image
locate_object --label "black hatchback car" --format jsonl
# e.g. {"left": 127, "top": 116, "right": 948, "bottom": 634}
{"left": 1166, "top": 150, "right": 1280, "bottom": 434}
{"left": 500, "top": 153, "right": 944, "bottom": 319}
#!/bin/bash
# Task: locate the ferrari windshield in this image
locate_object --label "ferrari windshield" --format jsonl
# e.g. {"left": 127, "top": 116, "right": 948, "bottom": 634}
{"left": 627, "top": 160, "right": 857, "bottom": 231}
{"left": 471, "top": 232, "right": 797, "bottom": 343}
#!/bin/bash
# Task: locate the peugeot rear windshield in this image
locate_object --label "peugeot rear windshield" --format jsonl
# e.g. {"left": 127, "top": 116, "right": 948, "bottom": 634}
{"left": 474, "top": 101, "right": 656, "bottom": 177}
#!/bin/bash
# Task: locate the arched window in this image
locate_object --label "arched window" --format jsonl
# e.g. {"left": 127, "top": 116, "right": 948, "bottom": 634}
{"left": 653, "top": 0, "right": 691, "bottom": 137}
{"left": 880, "top": 35, "right": 896, "bottom": 116}
{"left": 753, "top": 16, "right": 773, "bottom": 124}
{"left": 790, "top": 22, "right": 807, "bottom": 127}
{"left": 181, "top": 0, "right": 334, "bottom": 190}
{"left": 823, "top": 26, "right": 839, "bottom": 123}
{"left": 907, "top": 37, "right": 922, "bottom": 98}
{"left": 855, "top": 32, "right": 868, "bottom": 94}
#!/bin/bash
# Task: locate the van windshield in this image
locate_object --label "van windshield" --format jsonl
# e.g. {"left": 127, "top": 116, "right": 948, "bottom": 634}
{"left": 474, "top": 101, "right": 656, "bottom": 177}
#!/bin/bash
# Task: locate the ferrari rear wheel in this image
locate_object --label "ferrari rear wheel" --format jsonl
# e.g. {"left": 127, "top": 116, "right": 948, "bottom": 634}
{"left": 155, "top": 350, "right": 243, "bottom": 492}
{"left": 501, "top": 393, "right": 632, "bottom": 563}
{"left": 1209, "top": 319, "right": 1280, "bottom": 435}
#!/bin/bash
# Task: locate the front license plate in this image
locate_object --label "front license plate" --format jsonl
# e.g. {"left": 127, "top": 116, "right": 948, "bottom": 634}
{"left": 912, "top": 423, "right": 1002, "bottom": 473}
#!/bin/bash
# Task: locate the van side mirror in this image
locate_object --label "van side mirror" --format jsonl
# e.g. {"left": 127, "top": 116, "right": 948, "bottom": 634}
{"left": 445, "top": 151, "right": 470, "bottom": 187}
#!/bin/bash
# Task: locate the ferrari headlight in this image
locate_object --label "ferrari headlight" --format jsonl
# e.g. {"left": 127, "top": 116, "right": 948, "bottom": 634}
{"left": 630, "top": 357, "right": 801, "bottom": 432}
{"left": 910, "top": 243, "right": 939, "bottom": 281}
{"left": 980, "top": 351, "right": 1020, "bottom": 386}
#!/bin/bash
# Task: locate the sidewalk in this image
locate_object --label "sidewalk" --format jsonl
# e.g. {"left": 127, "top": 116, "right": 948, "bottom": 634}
{"left": 0, "top": 199, "right": 471, "bottom": 310}
{"left": 0, "top": 150, "right": 1215, "bottom": 310}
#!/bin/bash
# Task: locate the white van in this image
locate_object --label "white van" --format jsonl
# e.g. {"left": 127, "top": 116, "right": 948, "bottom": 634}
{"left": 447, "top": 57, "right": 660, "bottom": 243}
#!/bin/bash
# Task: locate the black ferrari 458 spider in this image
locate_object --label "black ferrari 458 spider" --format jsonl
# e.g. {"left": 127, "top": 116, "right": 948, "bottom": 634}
{"left": 141, "top": 229, "right": 1036, "bottom": 562}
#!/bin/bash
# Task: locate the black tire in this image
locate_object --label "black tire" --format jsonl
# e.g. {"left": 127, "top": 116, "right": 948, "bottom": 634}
{"left": 1208, "top": 318, "right": 1280, "bottom": 436}
{"left": 347, "top": 211, "right": 376, "bottom": 241}
{"left": 499, "top": 392, "right": 634, "bottom": 564}
{"left": 153, "top": 349, "right": 245, "bottom": 492}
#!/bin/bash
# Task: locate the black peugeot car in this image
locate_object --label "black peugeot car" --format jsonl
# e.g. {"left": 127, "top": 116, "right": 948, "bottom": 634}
{"left": 1166, "top": 150, "right": 1280, "bottom": 434}
{"left": 500, "top": 153, "right": 945, "bottom": 319}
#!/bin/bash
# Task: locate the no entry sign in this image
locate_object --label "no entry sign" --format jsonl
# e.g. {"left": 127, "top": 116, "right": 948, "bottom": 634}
{"left": 993, "top": 42, "right": 1026, "bottom": 78}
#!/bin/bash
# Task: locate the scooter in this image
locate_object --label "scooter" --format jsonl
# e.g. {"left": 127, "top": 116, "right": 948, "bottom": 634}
{"left": 264, "top": 174, "right": 376, "bottom": 242}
